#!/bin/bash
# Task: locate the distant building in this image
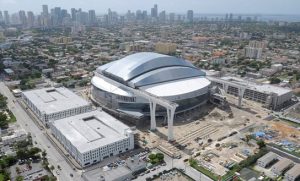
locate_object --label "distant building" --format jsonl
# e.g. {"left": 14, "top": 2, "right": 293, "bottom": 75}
{"left": 50, "top": 36, "right": 72, "bottom": 44}
{"left": 187, "top": 10, "right": 194, "bottom": 23}
{"left": 50, "top": 110, "right": 134, "bottom": 167}
{"left": 271, "top": 64, "right": 283, "bottom": 72}
{"left": 155, "top": 42, "right": 177, "bottom": 55}
{"left": 27, "top": 11, "right": 34, "bottom": 28}
{"left": 257, "top": 152, "right": 278, "bottom": 168}
{"left": 88, "top": 10, "right": 96, "bottom": 25}
{"left": 22, "top": 87, "right": 92, "bottom": 125}
{"left": 2, "top": 129, "right": 27, "bottom": 145}
{"left": 244, "top": 47, "right": 262, "bottom": 59}
{"left": 244, "top": 41, "right": 266, "bottom": 59}
{"left": 271, "top": 158, "right": 294, "bottom": 176}
{"left": 4, "top": 11, "right": 10, "bottom": 25}
{"left": 285, "top": 164, "right": 300, "bottom": 181}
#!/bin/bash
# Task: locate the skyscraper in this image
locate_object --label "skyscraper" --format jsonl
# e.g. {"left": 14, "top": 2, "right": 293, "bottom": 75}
{"left": 42, "top": 5, "right": 49, "bottom": 28}
{"left": 0, "top": 11, "right": 3, "bottom": 23}
{"left": 4, "top": 11, "right": 10, "bottom": 25}
{"left": 151, "top": 4, "right": 158, "bottom": 18}
{"left": 19, "top": 10, "right": 27, "bottom": 26}
{"left": 27, "top": 11, "right": 34, "bottom": 28}
{"left": 88, "top": 10, "right": 96, "bottom": 25}
{"left": 187, "top": 10, "right": 194, "bottom": 23}
{"left": 71, "top": 8, "right": 77, "bottom": 21}
{"left": 42, "top": 5, "right": 49, "bottom": 16}
{"left": 169, "top": 13, "right": 175, "bottom": 23}
{"left": 159, "top": 11, "right": 166, "bottom": 23}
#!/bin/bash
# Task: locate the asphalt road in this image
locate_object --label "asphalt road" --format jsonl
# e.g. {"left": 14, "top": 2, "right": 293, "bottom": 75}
{"left": 0, "top": 82, "right": 83, "bottom": 181}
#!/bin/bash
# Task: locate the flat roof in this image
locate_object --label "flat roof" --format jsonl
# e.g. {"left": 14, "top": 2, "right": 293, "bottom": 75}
{"left": 286, "top": 164, "right": 300, "bottom": 178}
{"left": 258, "top": 152, "right": 278, "bottom": 164}
{"left": 22, "top": 87, "right": 91, "bottom": 114}
{"left": 51, "top": 110, "right": 131, "bottom": 153}
{"left": 218, "top": 76, "right": 292, "bottom": 96}
{"left": 272, "top": 158, "right": 293, "bottom": 172}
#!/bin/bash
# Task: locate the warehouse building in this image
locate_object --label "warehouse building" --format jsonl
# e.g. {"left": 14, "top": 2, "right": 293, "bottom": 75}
{"left": 285, "top": 164, "right": 300, "bottom": 181}
{"left": 50, "top": 110, "right": 134, "bottom": 167}
{"left": 257, "top": 152, "right": 278, "bottom": 168}
{"left": 271, "top": 158, "right": 294, "bottom": 176}
{"left": 22, "top": 87, "right": 92, "bottom": 125}
{"left": 209, "top": 76, "right": 293, "bottom": 110}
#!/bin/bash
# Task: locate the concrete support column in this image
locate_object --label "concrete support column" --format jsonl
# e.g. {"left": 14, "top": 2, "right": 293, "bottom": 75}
{"left": 238, "top": 87, "right": 245, "bottom": 108}
{"left": 149, "top": 101, "right": 156, "bottom": 130}
{"left": 224, "top": 84, "right": 229, "bottom": 93}
{"left": 167, "top": 108, "right": 175, "bottom": 141}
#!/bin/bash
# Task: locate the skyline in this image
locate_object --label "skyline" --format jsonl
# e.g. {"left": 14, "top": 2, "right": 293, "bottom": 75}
{"left": 1, "top": 0, "right": 300, "bottom": 15}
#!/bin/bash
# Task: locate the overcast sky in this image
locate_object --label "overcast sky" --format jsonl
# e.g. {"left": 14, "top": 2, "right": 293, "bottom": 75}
{"left": 0, "top": 0, "right": 300, "bottom": 15}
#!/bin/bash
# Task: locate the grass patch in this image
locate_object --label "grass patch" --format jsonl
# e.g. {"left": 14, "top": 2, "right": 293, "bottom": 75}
{"left": 0, "top": 174, "right": 4, "bottom": 181}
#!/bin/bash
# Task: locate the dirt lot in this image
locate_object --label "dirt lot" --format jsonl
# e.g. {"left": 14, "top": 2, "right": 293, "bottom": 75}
{"left": 270, "top": 121, "right": 300, "bottom": 141}
{"left": 285, "top": 103, "right": 300, "bottom": 120}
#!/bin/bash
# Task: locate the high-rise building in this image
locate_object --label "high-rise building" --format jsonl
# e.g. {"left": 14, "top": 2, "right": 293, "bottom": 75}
{"left": 4, "top": 11, "right": 10, "bottom": 25}
{"left": 159, "top": 11, "right": 166, "bottom": 23}
{"left": 169, "top": 13, "right": 175, "bottom": 23}
{"left": 71, "top": 8, "right": 76, "bottom": 21}
{"left": 43, "top": 5, "right": 49, "bottom": 16}
{"left": 0, "top": 11, "right": 3, "bottom": 23}
{"left": 187, "top": 10, "right": 194, "bottom": 23}
{"left": 27, "top": 11, "right": 34, "bottom": 28}
{"left": 88, "top": 10, "right": 96, "bottom": 25}
{"left": 136, "top": 10, "right": 142, "bottom": 20}
{"left": 151, "top": 4, "right": 158, "bottom": 18}
{"left": 244, "top": 41, "right": 266, "bottom": 59}
{"left": 42, "top": 5, "right": 49, "bottom": 28}
{"left": 52, "top": 7, "right": 62, "bottom": 26}
{"left": 18, "top": 10, "right": 27, "bottom": 26}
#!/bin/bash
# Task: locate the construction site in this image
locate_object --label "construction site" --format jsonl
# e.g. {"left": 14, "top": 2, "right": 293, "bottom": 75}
{"left": 134, "top": 92, "right": 300, "bottom": 177}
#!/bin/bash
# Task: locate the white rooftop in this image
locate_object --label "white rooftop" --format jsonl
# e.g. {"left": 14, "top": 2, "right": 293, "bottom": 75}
{"left": 91, "top": 76, "right": 132, "bottom": 97}
{"left": 51, "top": 110, "right": 131, "bottom": 153}
{"left": 140, "top": 77, "right": 210, "bottom": 97}
{"left": 22, "top": 87, "right": 91, "bottom": 114}
{"left": 92, "top": 75, "right": 210, "bottom": 98}
{"left": 220, "top": 76, "right": 292, "bottom": 96}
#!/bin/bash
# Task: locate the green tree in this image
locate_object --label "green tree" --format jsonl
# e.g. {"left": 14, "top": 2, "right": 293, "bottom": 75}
{"left": 0, "top": 112, "right": 8, "bottom": 129}
{"left": 148, "top": 154, "right": 156, "bottom": 160}
{"left": 257, "top": 140, "right": 266, "bottom": 149}
{"left": 156, "top": 153, "right": 164, "bottom": 161}
{"left": 0, "top": 94, "right": 7, "bottom": 109}
{"left": 269, "top": 77, "right": 281, "bottom": 84}
{"left": 16, "top": 175, "right": 24, "bottom": 181}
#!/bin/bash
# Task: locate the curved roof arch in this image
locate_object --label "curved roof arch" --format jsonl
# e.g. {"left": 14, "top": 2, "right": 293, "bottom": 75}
{"left": 99, "top": 52, "right": 198, "bottom": 82}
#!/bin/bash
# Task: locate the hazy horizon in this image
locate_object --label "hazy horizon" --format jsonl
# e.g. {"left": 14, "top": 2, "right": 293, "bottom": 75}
{"left": 0, "top": 0, "right": 300, "bottom": 15}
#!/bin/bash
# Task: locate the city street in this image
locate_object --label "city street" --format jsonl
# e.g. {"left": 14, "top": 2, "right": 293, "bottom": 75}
{"left": 0, "top": 82, "right": 83, "bottom": 181}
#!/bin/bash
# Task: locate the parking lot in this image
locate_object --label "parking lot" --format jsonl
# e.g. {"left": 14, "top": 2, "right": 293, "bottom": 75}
{"left": 10, "top": 161, "right": 50, "bottom": 181}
